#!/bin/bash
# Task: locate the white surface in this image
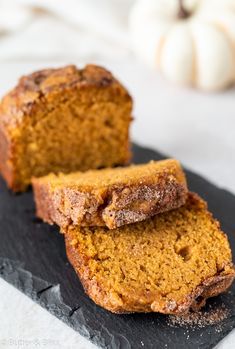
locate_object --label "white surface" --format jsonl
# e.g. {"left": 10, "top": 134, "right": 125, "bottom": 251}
{"left": 0, "top": 0, "right": 134, "bottom": 61}
{"left": 0, "top": 60, "right": 234, "bottom": 349}
{"left": 0, "top": 279, "right": 96, "bottom": 349}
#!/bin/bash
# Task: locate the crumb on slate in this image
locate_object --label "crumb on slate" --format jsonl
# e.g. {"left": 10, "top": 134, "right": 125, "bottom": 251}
{"left": 167, "top": 304, "right": 229, "bottom": 329}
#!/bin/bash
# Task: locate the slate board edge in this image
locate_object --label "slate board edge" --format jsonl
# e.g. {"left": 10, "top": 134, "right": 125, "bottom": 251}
{"left": 0, "top": 142, "right": 234, "bottom": 349}
{"left": 1, "top": 257, "right": 235, "bottom": 349}
{"left": 0, "top": 257, "right": 107, "bottom": 348}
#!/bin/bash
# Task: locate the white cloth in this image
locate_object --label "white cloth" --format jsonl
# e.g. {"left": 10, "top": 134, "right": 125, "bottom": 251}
{"left": 0, "top": 0, "right": 135, "bottom": 61}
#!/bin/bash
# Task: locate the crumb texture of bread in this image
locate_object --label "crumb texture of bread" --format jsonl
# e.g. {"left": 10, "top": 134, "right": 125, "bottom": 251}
{"left": 0, "top": 64, "right": 132, "bottom": 191}
{"left": 33, "top": 159, "right": 188, "bottom": 229}
{"left": 64, "top": 192, "right": 235, "bottom": 314}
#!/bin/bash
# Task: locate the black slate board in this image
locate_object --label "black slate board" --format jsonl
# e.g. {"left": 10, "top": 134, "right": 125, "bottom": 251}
{"left": 0, "top": 143, "right": 234, "bottom": 349}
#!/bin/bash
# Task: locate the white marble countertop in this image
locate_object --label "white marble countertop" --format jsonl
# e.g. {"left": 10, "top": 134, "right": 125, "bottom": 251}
{"left": 0, "top": 60, "right": 234, "bottom": 349}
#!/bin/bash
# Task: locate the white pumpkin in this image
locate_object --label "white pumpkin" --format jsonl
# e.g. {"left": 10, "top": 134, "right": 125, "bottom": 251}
{"left": 129, "top": 0, "right": 235, "bottom": 90}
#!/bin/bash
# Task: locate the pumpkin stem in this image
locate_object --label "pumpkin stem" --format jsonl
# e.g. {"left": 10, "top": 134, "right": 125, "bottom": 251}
{"left": 178, "top": 0, "right": 190, "bottom": 19}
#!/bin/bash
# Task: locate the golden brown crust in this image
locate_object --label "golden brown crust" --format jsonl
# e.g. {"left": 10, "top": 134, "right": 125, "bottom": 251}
{"left": 150, "top": 273, "right": 235, "bottom": 314}
{"left": 64, "top": 192, "right": 235, "bottom": 314}
{"left": 0, "top": 65, "right": 125, "bottom": 126}
{"left": 32, "top": 160, "right": 188, "bottom": 229}
{"left": 0, "top": 124, "right": 14, "bottom": 189}
{"left": 0, "top": 65, "right": 132, "bottom": 191}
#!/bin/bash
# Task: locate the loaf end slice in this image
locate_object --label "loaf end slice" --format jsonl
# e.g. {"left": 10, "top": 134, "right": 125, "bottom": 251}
{"left": 0, "top": 64, "right": 132, "bottom": 191}
{"left": 33, "top": 159, "right": 188, "bottom": 229}
{"left": 64, "top": 193, "right": 235, "bottom": 314}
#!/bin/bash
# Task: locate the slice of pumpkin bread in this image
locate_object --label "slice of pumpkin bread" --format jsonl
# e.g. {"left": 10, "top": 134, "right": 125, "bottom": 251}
{"left": 0, "top": 64, "right": 132, "bottom": 192}
{"left": 33, "top": 159, "right": 188, "bottom": 229}
{"left": 64, "top": 192, "right": 235, "bottom": 314}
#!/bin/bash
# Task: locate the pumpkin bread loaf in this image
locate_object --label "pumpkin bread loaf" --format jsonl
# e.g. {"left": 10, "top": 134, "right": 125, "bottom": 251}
{"left": 65, "top": 193, "right": 235, "bottom": 314}
{"left": 33, "top": 159, "right": 188, "bottom": 229}
{"left": 0, "top": 64, "right": 132, "bottom": 192}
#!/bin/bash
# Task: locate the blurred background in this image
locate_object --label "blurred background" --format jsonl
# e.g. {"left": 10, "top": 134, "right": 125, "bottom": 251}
{"left": 0, "top": 0, "right": 234, "bottom": 193}
{"left": 0, "top": 0, "right": 234, "bottom": 189}
{"left": 0, "top": 1, "right": 234, "bottom": 348}
{"left": 0, "top": 0, "right": 133, "bottom": 62}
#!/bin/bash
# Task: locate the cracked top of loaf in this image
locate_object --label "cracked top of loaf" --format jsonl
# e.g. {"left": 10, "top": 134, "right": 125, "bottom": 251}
{"left": 0, "top": 64, "right": 131, "bottom": 128}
